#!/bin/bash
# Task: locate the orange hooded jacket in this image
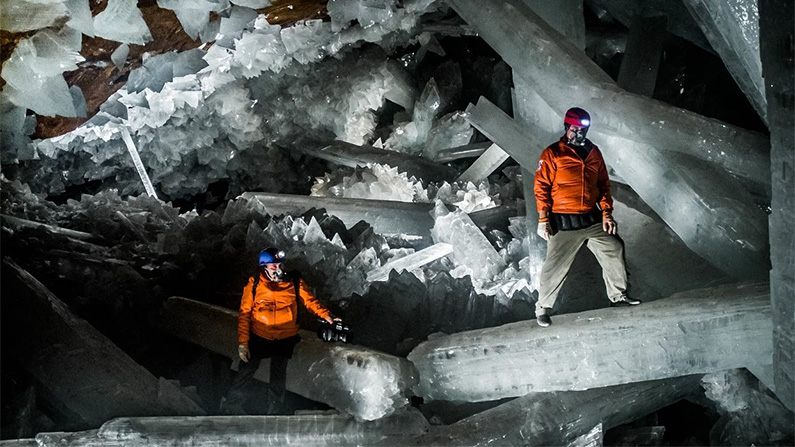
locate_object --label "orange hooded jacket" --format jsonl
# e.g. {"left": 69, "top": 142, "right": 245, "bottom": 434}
{"left": 534, "top": 138, "right": 613, "bottom": 215}
{"left": 237, "top": 274, "right": 332, "bottom": 344}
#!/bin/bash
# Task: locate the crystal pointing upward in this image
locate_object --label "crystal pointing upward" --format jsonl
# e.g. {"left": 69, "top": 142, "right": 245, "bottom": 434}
{"left": 407, "top": 283, "right": 772, "bottom": 402}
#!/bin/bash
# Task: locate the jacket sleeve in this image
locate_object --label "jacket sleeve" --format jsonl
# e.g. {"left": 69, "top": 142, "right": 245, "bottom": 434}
{"left": 534, "top": 147, "right": 556, "bottom": 213}
{"left": 595, "top": 148, "right": 613, "bottom": 213}
{"left": 297, "top": 279, "right": 332, "bottom": 321}
{"left": 238, "top": 277, "right": 255, "bottom": 345}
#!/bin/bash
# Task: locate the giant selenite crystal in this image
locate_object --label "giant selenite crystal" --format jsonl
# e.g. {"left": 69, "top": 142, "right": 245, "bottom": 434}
{"left": 407, "top": 283, "right": 772, "bottom": 402}
{"left": 2, "top": 259, "right": 205, "bottom": 427}
{"left": 159, "top": 296, "right": 416, "bottom": 421}
{"left": 760, "top": 0, "right": 795, "bottom": 412}
{"left": 681, "top": 0, "right": 766, "bottom": 123}
{"left": 448, "top": 0, "right": 770, "bottom": 281}
{"left": 411, "top": 375, "right": 701, "bottom": 446}
{"left": 16, "top": 410, "right": 429, "bottom": 447}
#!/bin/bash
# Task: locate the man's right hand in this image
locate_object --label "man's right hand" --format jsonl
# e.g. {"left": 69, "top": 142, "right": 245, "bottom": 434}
{"left": 537, "top": 222, "right": 550, "bottom": 241}
{"left": 238, "top": 344, "right": 250, "bottom": 362}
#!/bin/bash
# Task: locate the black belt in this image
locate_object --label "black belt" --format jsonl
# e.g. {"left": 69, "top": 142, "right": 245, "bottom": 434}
{"left": 551, "top": 208, "right": 602, "bottom": 232}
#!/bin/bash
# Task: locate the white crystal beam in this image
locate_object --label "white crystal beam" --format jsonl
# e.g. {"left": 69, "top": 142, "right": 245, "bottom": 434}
{"left": 455, "top": 143, "right": 509, "bottom": 185}
{"left": 159, "top": 296, "right": 417, "bottom": 421}
{"left": 288, "top": 138, "right": 458, "bottom": 183}
{"left": 412, "top": 375, "right": 701, "bottom": 446}
{"left": 616, "top": 14, "right": 667, "bottom": 97}
{"left": 25, "top": 410, "right": 429, "bottom": 447}
{"left": 448, "top": 0, "right": 769, "bottom": 184}
{"left": 433, "top": 142, "right": 491, "bottom": 163}
{"left": 367, "top": 243, "right": 454, "bottom": 283}
{"left": 407, "top": 283, "right": 772, "bottom": 402}
{"left": 681, "top": 0, "right": 767, "bottom": 123}
{"left": 4, "top": 259, "right": 204, "bottom": 427}
{"left": 119, "top": 128, "right": 158, "bottom": 199}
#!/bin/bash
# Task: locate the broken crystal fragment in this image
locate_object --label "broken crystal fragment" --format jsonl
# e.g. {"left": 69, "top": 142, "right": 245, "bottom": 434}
{"left": 111, "top": 43, "right": 129, "bottom": 70}
{"left": 408, "top": 283, "right": 772, "bottom": 402}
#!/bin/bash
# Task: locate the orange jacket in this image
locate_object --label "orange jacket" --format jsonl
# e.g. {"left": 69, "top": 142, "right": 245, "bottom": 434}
{"left": 534, "top": 138, "right": 613, "bottom": 215}
{"left": 238, "top": 274, "right": 332, "bottom": 344}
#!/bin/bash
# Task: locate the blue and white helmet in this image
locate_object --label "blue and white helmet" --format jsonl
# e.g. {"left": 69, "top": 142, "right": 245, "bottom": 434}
{"left": 258, "top": 248, "right": 286, "bottom": 266}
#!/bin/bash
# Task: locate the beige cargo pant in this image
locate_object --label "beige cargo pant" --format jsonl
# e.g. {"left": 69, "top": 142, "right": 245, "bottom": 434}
{"left": 536, "top": 222, "right": 629, "bottom": 315}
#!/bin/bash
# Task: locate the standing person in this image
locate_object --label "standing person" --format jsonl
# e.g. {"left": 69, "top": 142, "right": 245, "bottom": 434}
{"left": 533, "top": 107, "right": 640, "bottom": 328}
{"left": 221, "top": 247, "right": 339, "bottom": 414}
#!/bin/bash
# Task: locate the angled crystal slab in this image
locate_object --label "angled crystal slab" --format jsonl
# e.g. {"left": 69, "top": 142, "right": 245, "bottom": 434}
{"left": 587, "top": 0, "right": 713, "bottom": 52}
{"left": 289, "top": 138, "right": 458, "bottom": 183}
{"left": 2, "top": 260, "right": 204, "bottom": 428}
{"left": 520, "top": 0, "right": 585, "bottom": 49}
{"left": 159, "top": 297, "right": 417, "bottom": 421}
{"left": 617, "top": 15, "right": 667, "bottom": 97}
{"left": 412, "top": 375, "right": 701, "bottom": 446}
{"left": 20, "top": 410, "right": 428, "bottom": 447}
{"left": 449, "top": 0, "right": 769, "bottom": 185}
{"left": 465, "top": 97, "right": 547, "bottom": 172}
{"left": 241, "top": 192, "right": 436, "bottom": 245}
{"left": 455, "top": 143, "right": 509, "bottom": 185}
{"left": 367, "top": 243, "right": 454, "bottom": 282}
{"left": 681, "top": 0, "right": 766, "bottom": 123}
{"left": 2, "top": 215, "right": 95, "bottom": 240}
{"left": 408, "top": 283, "right": 772, "bottom": 402}
{"left": 433, "top": 142, "right": 491, "bottom": 163}
{"left": 451, "top": 0, "right": 770, "bottom": 279}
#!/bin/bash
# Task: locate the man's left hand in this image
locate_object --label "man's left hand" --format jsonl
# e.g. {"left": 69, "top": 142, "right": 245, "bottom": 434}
{"left": 602, "top": 214, "right": 618, "bottom": 235}
{"left": 326, "top": 316, "right": 342, "bottom": 324}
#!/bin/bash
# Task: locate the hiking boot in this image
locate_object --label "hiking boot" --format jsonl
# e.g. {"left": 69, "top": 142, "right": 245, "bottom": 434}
{"left": 537, "top": 314, "right": 552, "bottom": 327}
{"left": 611, "top": 295, "right": 641, "bottom": 307}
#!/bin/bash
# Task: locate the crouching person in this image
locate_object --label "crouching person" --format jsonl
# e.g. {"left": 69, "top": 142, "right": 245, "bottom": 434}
{"left": 221, "top": 247, "right": 339, "bottom": 415}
